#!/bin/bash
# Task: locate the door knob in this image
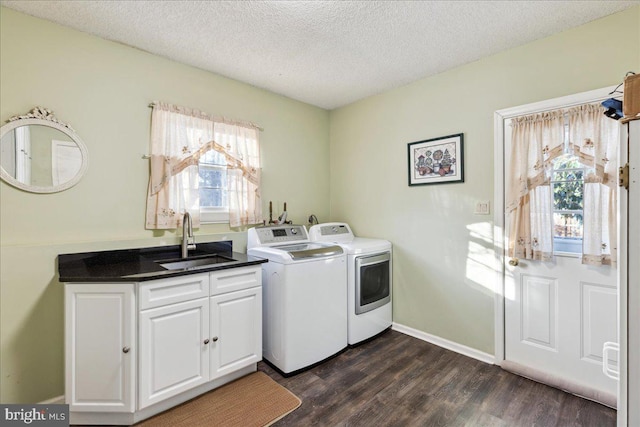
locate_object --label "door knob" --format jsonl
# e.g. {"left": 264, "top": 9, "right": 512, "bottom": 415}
{"left": 508, "top": 258, "right": 519, "bottom": 266}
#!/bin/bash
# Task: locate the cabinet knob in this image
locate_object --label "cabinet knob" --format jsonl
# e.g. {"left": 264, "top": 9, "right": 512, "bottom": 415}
{"left": 212, "top": 336, "right": 219, "bottom": 342}
{"left": 122, "top": 346, "right": 130, "bottom": 354}
{"left": 204, "top": 339, "right": 210, "bottom": 345}
{"left": 508, "top": 258, "right": 519, "bottom": 266}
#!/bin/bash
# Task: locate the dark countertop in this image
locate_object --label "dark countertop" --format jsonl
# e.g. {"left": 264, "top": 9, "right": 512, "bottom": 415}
{"left": 58, "top": 241, "right": 267, "bottom": 282}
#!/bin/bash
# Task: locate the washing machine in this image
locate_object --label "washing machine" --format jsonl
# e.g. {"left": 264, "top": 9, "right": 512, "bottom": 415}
{"left": 309, "top": 222, "right": 392, "bottom": 346}
{"left": 247, "top": 225, "right": 347, "bottom": 375}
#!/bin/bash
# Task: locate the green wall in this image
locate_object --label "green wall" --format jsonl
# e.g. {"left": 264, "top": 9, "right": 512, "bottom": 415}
{"left": 1, "top": 4, "right": 639, "bottom": 404}
{"left": 329, "top": 7, "right": 640, "bottom": 354}
{"left": 0, "top": 7, "right": 329, "bottom": 403}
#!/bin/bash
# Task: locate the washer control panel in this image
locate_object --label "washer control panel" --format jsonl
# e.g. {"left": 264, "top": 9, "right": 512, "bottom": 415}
{"left": 248, "top": 225, "right": 309, "bottom": 246}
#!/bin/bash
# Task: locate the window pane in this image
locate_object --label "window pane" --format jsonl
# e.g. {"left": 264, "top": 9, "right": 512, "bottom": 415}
{"left": 552, "top": 170, "right": 584, "bottom": 182}
{"left": 553, "top": 213, "right": 583, "bottom": 238}
{"left": 199, "top": 149, "right": 228, "bottom": 211}
{"left": 201, "top": 150, "right": 226, "bottom": 165}
{"left": 199, "top": 168, "right": 226, "bottom": 188}
{"left": 554, "top": 157, "right": 582, "bottom": 170}
{"left": 553, "top": 181, "right": 583, "bottom": 210}
{"left": 200, "top": 188, "right": 227, "bottom": 208}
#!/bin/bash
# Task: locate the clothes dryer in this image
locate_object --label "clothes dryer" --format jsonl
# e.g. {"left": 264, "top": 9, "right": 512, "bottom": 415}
{"left": 309, "top": 222, "right": 392, "bottom": 346}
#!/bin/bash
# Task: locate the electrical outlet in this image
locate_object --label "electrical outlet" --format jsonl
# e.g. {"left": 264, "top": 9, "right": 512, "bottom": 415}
{"left": 474, "top": 201, "right": 490, "bottom": 215}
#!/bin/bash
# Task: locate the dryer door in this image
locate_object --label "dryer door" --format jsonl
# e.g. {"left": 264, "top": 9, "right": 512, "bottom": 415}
{"left": 355, "top": 252, "right": 391, "bottom": 314}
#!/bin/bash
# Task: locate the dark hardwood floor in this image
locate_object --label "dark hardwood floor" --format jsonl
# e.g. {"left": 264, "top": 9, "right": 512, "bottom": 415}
{"left": 259, "top": 330, "right": 616, "bottom": 427}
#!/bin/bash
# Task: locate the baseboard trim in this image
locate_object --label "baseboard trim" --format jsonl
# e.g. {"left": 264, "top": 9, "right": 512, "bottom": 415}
{"left": 40, "top": 395, "right": 65, "bottom": 404}
{"left": 392, "top": 322, "right": 495, "bottom": 365}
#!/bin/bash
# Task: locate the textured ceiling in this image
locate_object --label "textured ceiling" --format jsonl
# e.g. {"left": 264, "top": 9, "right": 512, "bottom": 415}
{"left": 1, "top": 1, "right": 638, "bottom": 109}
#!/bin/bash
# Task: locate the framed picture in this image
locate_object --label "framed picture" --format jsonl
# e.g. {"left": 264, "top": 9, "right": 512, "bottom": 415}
{"left": 407, "top": 133, "right": 464, "bottom": 186}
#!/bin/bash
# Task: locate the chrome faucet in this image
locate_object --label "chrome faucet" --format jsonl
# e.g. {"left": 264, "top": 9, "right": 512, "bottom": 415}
{"left": 181, "top": 211, "right": 196, "bottom": 258}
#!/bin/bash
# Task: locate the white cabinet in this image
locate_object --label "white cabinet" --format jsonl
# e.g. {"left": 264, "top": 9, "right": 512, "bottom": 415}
{"left": 65, "top": 283, "right": 135, "bottom": 413}
{"left": 138, "top": 273, "right": 211, "bottom": 409}
{"left": 210, "top": 286, "right": 262, "bottom": 379}
{"left": 64, "top": 265, "right": 262, "bottom": 425}
{"left": 138, "top": 296, "right": 210, "bottom": 409}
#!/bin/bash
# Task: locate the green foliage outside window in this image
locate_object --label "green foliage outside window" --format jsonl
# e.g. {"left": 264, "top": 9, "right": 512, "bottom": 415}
{"left": 551, "top": 155, "right": 587, "bottom": 239}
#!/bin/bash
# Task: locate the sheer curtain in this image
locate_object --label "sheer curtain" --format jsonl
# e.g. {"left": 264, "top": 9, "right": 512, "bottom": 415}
{"left": 213, "top": 121, "right": 262, "bottom": 227}
{"left": 506, "top": 111, "right": 565, "bottom": 261}
{"left": 145, "top": 102, "right": 262, "bottom": 229}
{"left": 568, "top": 103, "right": 619, "bottom": 266}
{"left": 145, "top": 103, "right": 214, "bottom": 229}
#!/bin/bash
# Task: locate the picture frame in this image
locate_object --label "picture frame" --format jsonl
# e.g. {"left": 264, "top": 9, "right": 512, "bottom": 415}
{"left": 407, "top": 133, "right": 464, "bottom": 186}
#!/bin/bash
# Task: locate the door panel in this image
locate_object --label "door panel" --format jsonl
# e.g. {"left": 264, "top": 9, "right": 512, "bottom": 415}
{"left": 581, "top": 282, "right": 617, "bottom": 364}
{"left": 520, "top": 274, "right": 557, "bottom": 349}
{"left": 506, "top": 247, "right": 618, "bottom": 399}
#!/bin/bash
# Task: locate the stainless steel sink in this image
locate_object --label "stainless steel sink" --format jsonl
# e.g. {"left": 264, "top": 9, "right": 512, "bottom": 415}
{"left": 158, "top": 255, "right": 235, "bottom": 270}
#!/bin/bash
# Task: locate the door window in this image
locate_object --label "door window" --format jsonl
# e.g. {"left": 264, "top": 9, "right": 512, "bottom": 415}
{"left": 551, "top": 155, "right": 591, "bottom": 255}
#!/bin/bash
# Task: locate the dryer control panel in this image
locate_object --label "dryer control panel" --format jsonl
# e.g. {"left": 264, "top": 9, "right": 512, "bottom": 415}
{"left": 319, "top": 224, "right": 350, "bottom": 236}
{"left": 308, "top": 222, "right": 355, "bottom": 243}
{"left": 247, "top": 225, "right": 309, "bottom": 248}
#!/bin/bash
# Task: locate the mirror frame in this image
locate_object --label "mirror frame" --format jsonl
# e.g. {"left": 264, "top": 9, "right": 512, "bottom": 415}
{"left": 0, "top": 107, "right": 89, "bottom": 193}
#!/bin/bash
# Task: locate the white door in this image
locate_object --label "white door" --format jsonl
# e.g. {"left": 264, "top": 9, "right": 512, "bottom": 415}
{"left": 138, "top": 297, "right": 210, "bottom": 409}
{"left": 503, "top": 115, "right": 619, "bottom": 402}
{"left": 619, "top": 119, "right": 640, "bottom": 426}
{"left": 210, "top": 287, "right": 262, "bottom": 379}
{"left": 51, "top": 139, "right": 82, "bottom": 186}
{"left": 65, "top": 284, "right": 135, "bottom": 413}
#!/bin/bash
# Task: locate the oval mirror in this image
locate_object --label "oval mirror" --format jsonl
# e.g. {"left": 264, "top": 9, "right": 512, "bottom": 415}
{"left": 0, "top": 107, "right": 88, "bottom": 193}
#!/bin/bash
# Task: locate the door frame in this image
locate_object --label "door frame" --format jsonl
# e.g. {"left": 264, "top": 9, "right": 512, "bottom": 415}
{"left": 492, "top": 85, "right": 624, "bottom": 404}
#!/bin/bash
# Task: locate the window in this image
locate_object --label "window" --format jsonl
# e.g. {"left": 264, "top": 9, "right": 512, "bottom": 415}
{"left": 506, "top": 102, "right": 618, "bottom": 265}
{"left": 551, "top": 154, "right": 592, "bottom": 255}
{"left": 199, "top": 150, "right": 228, "bottom": 223}
{"left": 146, "top": 102, "right": 262, "bottom": 229}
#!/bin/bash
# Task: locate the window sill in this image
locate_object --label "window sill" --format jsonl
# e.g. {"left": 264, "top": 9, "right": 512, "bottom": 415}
{"left": 200, "top": 219, "right": 229, "bottom": 224}
{"left": 200, "top": 209, "right": 229, "bottom": 224}
{"left": 553, "top": 251, "right": 581, "bottom": 259}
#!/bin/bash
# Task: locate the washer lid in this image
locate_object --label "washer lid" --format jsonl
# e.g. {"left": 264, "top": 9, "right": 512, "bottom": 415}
{"left": 275, "top": 243, "right": 343, "bottom": 259}
{"left": 341, "top": 237, "right": 391, "bottom": 254}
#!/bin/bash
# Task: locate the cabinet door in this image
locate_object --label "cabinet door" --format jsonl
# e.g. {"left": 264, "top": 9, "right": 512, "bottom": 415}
{"left": 65, "top": 284, "right": 135, "bottom": 413}
{"left": 210, "top": 287, "right": 262, "bottom": 379}
{"left": 139, "top": 298, "right": 210, "bottom": 409}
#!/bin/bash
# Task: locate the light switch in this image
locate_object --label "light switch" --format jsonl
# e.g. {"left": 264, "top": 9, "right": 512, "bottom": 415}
{"left": 474, "top": 201, "right": 490, "bottom": 215}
